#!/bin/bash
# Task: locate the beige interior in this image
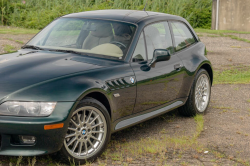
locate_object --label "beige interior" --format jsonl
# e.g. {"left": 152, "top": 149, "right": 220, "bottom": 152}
{"left": 82, "top": 23, "right": 114, "bottom": 50}
{"left": 144, "top": 26, "right": 163, "bottom": 59}
{"left": 91, "top": 43, "right": 123, "bottom": 57}
{"left": 40, "top": 43, "right": 123, "bottom": 58}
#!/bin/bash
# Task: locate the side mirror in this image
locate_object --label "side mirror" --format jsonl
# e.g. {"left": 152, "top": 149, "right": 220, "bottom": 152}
{"left": 148, "top": 49, "right": 170, "bottom": 67}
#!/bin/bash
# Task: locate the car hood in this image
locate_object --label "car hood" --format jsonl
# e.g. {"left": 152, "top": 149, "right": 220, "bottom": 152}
{"left": 0, "top": 49, "right": 121, "bottom": 100}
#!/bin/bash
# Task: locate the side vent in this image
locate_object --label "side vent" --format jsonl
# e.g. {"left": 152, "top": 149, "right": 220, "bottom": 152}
{"left": 106, "top": 77, "right": 132, "bottom": 90}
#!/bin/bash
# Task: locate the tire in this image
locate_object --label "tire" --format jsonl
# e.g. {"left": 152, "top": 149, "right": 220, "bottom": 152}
{"left": 56, "top": 97, "right": 111, "bottom": 165}
{"left": 179, "top": 69, "right": 211, "bottom": 116}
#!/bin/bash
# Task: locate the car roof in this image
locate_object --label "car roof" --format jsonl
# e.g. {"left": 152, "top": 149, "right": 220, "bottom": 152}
{"left": 63, "top": 9, "right": 179, "bottom": 24}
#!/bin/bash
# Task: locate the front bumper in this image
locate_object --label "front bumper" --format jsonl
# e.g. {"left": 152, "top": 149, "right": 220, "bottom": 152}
{"left": 0, "top": 102, "right": 75, "bottom": 156}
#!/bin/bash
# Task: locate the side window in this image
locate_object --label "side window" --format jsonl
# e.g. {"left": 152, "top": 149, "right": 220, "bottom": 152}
{"left": 144, "top": 22, "right": 173, "bottom": 59}
{"left": 132, "top": 33, "right": 147, "bottom": 62}
{"left": 170, "top": 21, "right": 196, "bottom": 52}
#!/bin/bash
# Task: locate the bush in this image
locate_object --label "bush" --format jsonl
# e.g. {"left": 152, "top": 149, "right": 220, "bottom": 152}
{"left": 0, "top": 0, "right": 212, "bottom": 29}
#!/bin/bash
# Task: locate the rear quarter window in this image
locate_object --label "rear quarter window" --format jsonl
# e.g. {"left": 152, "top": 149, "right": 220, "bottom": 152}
{"left": 170, "top": 21, "right": 196, "bottom": 52}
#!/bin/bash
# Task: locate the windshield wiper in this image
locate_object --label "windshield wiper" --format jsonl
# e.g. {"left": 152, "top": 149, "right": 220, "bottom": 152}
{"left": 22, "top": 45, "right": 44, "bottom": 50}
{"left": 48, "top": 49, "right": 88, "bottom": 56}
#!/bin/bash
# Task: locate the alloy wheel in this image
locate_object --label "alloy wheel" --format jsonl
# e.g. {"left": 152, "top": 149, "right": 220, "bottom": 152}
{"left": 195, "top": 73, "right": 210, "bottom": 112}
{"left": 64, "top": 106, "right": 107, "bottom": 159}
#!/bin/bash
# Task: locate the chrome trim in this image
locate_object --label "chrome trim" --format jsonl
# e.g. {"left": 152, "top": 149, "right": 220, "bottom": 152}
{"left": 115, "top": 101, "right": 183, "bottom": 130}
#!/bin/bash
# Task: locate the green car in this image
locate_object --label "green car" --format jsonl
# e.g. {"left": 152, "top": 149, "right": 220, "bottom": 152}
{"left": 0, "top": 10, "right": 213, "bottom": 164}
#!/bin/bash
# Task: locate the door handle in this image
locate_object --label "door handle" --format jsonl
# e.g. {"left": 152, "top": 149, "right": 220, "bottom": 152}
{"left": 174, "top": 64, "right": 183, "bottom": 70}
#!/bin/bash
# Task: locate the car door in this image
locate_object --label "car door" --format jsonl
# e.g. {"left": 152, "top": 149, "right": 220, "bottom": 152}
{"left": 130, "top": 21, "right": 185, "bottom": 114}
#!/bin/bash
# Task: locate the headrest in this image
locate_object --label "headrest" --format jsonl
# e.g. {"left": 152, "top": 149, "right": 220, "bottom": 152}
{"left": 144, "top": 25, "right": 162, "bottom": 48}
{"left": 145, "top": 26, "right": 160, "bottom": 39}
{"left": 113, "top": 23, "right": 132, "bottom": 36}
{"left": 91, "top": 23, "right": 113, "bottom": 38}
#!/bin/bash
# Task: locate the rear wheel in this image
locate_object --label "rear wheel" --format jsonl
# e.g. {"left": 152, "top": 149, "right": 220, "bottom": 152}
{"left": 179, "top": 69, "right": 211, "bottom": 116}
{"left": 57, "top": 97, "right": 110, "bottom": 164}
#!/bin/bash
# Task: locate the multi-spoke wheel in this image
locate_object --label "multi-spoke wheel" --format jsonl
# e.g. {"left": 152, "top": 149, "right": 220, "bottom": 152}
{"left": 179, "top": 69, "right": 211, "bottom": 116}
{"left": 194, "top": 73, "right": 210, "bottom": 112}
{"left": 57, "top": 98, "right": 110, "bottom": 164}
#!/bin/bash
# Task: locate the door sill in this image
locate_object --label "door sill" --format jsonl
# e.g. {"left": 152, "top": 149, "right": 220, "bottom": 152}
{"left": 115, "top": 100, "right": 183, "bottom": 131}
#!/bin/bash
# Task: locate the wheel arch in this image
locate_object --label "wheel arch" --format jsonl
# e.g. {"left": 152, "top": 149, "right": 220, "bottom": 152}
{"left": 198, "top": 63, "right": 213, "bottom": 85}
{"left": 80, "top": 91, "right": 112, "bottom": 119}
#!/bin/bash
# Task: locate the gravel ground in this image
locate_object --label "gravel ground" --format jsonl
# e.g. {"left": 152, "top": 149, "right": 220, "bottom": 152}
{"left": 202, "top": 35, "right": 250, "bottom": 70}
{"left": 0, "top": 34, "right": 33, "bottom": 54}
{"left": 0, "top": 34, "right": 250, "bottom": 165}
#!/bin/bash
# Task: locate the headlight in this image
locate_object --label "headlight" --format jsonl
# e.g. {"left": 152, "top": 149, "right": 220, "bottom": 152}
{"left": 0, "top": 102, "right": 57, "bottom": 117}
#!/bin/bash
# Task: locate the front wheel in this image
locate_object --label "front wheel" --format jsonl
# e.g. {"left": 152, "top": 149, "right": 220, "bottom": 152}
{"left": 57, "top": 97, "right": 111, "bottom": 164}
{"left": 179, "top": 69, "right": 211, "bottom": 116}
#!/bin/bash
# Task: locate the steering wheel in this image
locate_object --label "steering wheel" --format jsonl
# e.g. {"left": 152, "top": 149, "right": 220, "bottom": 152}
{"left": 110, "top": 41, "right": 126, "bottom": 49}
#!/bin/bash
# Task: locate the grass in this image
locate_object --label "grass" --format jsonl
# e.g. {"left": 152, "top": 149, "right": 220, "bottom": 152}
{"left": 224, "top": 34, "right": 250, "bottom": 43}
{"left": 231, "top": 46, "right": 242, "bottom": 48}
{"left": 5, "top": 37, "right": 24, "bottom": 44}
{"left": 207, "top": 34, "right": 220, "bottom": 37}
{"left": 209, "top": 149, "right": 250, "bottom": 166}
{"left": 194, "top": 28, "right": 250, "bottom": 34}
{"left": 214, "top": 66, "right": 250, "bottom": 84}
{"left": 118, "top": 115, "right": 204, "bottom": 156}
{"left": 0, "top": 26, "right": 39, "bottom": 34}
{"left": 212, "top": 106, "right": 233, "bottom": 110}
{"left": 194, "top": 114, "right": 204, "bottom": 138}
{"left": 195, "top": 28, "right": 250, "bottom": 43}
{"left": 15, "top": 40, "right": 24, "bottom": 44}
{"left": 3, "top": 44, "right": 15, "bottom": 53}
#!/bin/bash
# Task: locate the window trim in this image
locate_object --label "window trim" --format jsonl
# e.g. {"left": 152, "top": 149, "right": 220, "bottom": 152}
{"left": 142, "top": 21, "right": 175, "bottom": 60}
{"left": 169, "top": 20, "right": 198, "bottom": 53}
{"left": 130, "top": 30, "right": 148, "bottom": 63}
{"left": 129, "top": 19, "right": 198, "bottom": 62}
{"left": 168, "top": 21, "right": 176, "bottom": 55}
{"left": 142, "top": 30, "right": 149, "bottom": 60}
{"left": 27, "top": 17, "right": 139, "bottom": 62}
{"left": 130, "top": 20, "right": 175, "bottom": 63}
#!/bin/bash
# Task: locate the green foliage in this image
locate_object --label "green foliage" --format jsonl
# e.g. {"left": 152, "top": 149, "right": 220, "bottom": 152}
{"left": 0, "top": 0, "right": 212, "bottom": 29}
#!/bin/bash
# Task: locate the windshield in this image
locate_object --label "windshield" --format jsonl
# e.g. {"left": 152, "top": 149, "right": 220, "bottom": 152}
{"left": 27, "top": 18, "right": 137, "bottom": 60}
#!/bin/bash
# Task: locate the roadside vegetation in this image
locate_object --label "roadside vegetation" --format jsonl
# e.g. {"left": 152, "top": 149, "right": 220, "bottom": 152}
{"left": 0, "top": 0, "right": 212, "bottom": 29}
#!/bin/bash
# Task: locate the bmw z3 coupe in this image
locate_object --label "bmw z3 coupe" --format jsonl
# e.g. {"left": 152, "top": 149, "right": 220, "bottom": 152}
{"left": 0, "top": 10, "right": 213, "bottom": 164}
